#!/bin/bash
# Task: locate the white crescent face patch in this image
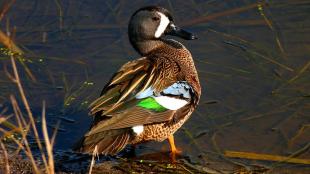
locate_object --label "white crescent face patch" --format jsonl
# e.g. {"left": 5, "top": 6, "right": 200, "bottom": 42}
{"left": 154, "top": 12, "right": 170, "bottom": 38}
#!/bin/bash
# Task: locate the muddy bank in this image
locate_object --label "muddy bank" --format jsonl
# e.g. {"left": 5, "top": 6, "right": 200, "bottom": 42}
{"left": 1, "top": 150, "right": 310, "bottom": 174}
{"left": 0, "top": 151, "right": 33, "bottom": 174}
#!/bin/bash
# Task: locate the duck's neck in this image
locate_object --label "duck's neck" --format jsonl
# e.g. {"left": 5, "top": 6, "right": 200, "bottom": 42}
{"left": 131, "top": 39, "right": 164, "bottom": 56}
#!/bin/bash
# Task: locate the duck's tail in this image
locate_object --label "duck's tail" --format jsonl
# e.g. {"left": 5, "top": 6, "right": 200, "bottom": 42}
{"left": 73, "top": 128, "right": 132, "bottom": 155}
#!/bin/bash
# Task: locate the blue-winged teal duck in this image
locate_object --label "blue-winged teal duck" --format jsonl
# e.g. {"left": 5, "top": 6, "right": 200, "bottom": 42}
{"left": 74, "top": 6, "right": 201, "bottom": 161}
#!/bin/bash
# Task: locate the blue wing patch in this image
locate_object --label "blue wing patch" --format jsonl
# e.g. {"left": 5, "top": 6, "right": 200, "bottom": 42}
{"left": 161, "top": 81, "right": 192, "bottom": 99}
{"left": 136, "top": 81, "right": 193, "bottom": 99}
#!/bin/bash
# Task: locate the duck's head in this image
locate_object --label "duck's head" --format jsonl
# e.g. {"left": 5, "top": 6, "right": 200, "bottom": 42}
{"left": 128, "top": 6, "right": 197, "bottom": 55}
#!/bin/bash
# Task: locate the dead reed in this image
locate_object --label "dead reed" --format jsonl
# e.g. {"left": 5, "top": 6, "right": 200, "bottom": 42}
{"left": 0, "top": 44, "right": 56, "bottom": 174}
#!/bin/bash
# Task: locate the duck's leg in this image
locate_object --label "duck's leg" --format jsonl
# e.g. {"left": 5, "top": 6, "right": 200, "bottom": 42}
{"left": 168, "top": 134, "right": 182, "bottom": 162}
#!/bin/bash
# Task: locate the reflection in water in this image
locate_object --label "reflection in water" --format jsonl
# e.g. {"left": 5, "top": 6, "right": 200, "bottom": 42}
{"left": 0, "top": 0, "right": 309, "bottom": 171}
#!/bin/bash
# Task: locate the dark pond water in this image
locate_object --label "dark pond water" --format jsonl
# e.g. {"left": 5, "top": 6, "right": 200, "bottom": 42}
{"left": 0, "top": 0, "right": 309, "bottom": 171}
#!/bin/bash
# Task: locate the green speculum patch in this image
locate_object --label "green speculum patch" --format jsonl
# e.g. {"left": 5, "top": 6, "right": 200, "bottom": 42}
{"left": 137, "top": 97, "right": 167, "bottom": 112}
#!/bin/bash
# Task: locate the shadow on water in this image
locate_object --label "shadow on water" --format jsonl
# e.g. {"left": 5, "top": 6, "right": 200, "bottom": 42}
{"left": 0, "top": 0, "right": 309, "bottom": 173}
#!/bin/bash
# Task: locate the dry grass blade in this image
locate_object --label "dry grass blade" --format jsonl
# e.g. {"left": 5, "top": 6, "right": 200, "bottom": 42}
{"left": 0, "top": 30, "right": 23, "bottom": 54}
{"left": 50, "top": 121, "right": 60, "bottom": 147}
{"left": 41, "top": 101, "right": 55, "bottom": 174}
{"left": 4, "top": 57, "right": 57, "bottom": 173}
{"left": 0, "top": 4, "right": 36, "bottom": 82}
{"left": 225, "top": 150, "right": 310, "bottom": 165}
{"left": 0, "top": 115, "right": 17, "bottom": 131}
{"left": 10, "top": 95, "right": 40, "bottom": 173}
{"left": 9, "top": 55, "right": 48, "bottom": 167}
{"left": 89, "top": 145, "right": 98, "bottom": 174}
{"left": 0, "top": 140, "right": 10, "bottom": 174}
{"left": 0, "top": 127, "right": 21, "bottom": 141}
{"left": 271, "top": 142, "right": 310, "bottom": 169}
{"left": 0, "top": 115, "right": 11, "bottom": 124}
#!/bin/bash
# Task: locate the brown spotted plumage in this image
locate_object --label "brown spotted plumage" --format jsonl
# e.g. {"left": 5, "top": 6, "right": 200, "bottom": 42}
{"left": 74, "top": 6, "right": 201, "bottom": 160}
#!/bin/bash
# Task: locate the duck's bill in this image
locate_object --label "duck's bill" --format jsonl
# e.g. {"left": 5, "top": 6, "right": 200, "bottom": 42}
{"left": 165, "top": 23, "right": 197, "bottom": 40}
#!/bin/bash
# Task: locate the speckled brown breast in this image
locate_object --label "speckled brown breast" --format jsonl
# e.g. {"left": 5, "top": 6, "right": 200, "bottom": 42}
{"left": 149, "top": 39, "right": 201, "bottom": 96}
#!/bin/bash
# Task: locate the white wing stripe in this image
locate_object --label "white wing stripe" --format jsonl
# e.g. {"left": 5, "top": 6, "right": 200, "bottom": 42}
{"left": 154, "top": 96, "right": 188, "bottom": 110}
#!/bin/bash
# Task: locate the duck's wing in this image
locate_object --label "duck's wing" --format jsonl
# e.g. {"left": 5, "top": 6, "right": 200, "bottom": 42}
{"left": 86, "top": 57, "right": 195, "bottom": 136}
{"left": 89, "top": 57, "right": 158, "bottom": 116}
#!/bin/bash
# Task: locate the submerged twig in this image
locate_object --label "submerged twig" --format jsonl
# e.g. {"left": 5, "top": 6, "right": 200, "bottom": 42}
{"left": 54, "top": 0, "right": 64, "bottom": 30}
{"left": 288, "top": 124, "right": 310, "bottom": 147}
{"left": 287, "top": 60, "right": 310, "bottom": 83}
{"left": 257, "top": 4, "right": 287, "bottom": 59}
{"left": 0, "top": 0, "right": 16, "bottom": 22}
{"left": 223, "top": 40, "right": 293, "bottom": 72}
{"left": 210, "top": 131, "right": 249, "bottom": 169}
{"left": 182, "top": 2, "right": 267, "bottom": 26}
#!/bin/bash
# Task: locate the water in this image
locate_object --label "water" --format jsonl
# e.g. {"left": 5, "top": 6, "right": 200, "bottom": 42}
{"left": 0, "top": 0, "right": 309, "bottom": 171}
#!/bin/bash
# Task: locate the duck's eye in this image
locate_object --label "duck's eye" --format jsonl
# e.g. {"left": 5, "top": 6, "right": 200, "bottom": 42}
{"left": 152, "top": 17, "right": 160, "bottom": 21}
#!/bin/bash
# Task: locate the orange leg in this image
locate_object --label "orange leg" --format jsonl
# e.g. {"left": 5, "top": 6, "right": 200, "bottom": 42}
{"left": 167, "top": 134, "right": 182, "bottom": 162}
